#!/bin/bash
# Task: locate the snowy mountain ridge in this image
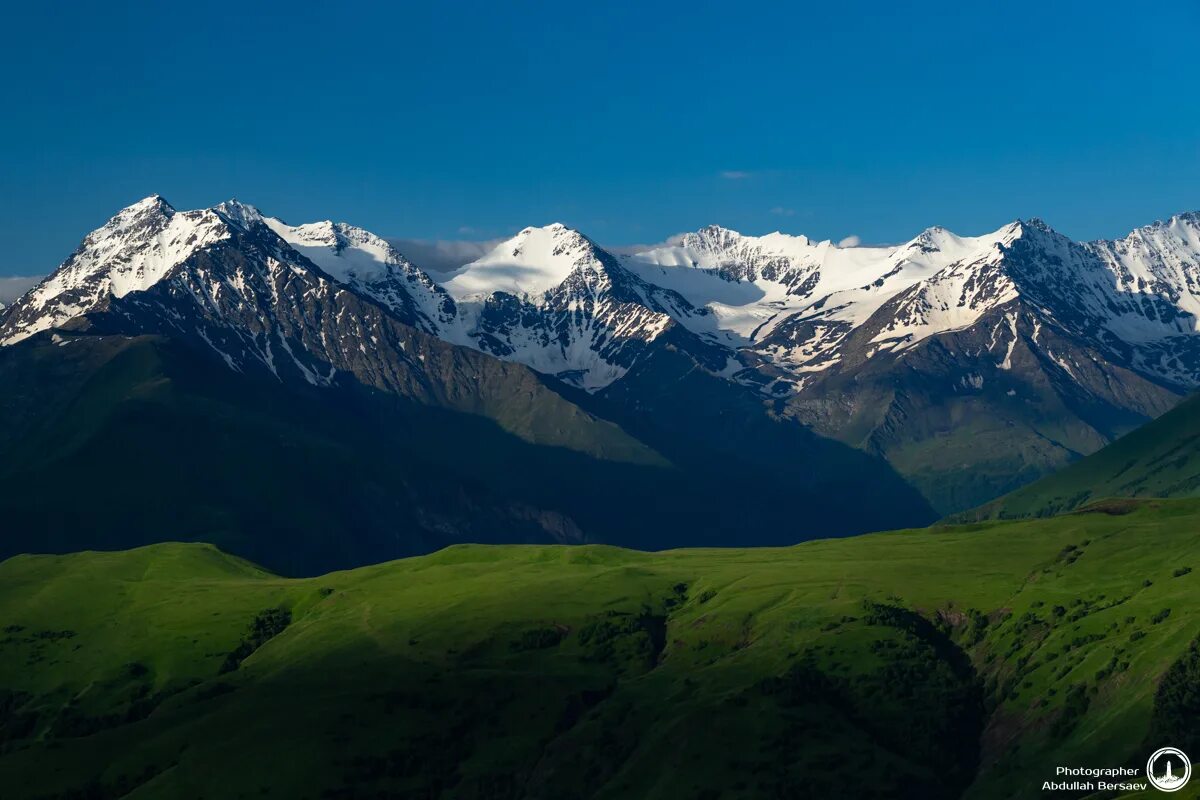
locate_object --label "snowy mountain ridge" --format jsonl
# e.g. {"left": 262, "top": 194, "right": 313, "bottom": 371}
{"left": 263, "top": 215, "right": 457, "bottom": 335}
{"left": 621, "top": 220, "right": 1030, "bottom": 379}
{"left": 0, "top": 196, "right": 233, "bottom": 345}
{"left": 5, "top": 197, "right": 1200, "bottom": 398}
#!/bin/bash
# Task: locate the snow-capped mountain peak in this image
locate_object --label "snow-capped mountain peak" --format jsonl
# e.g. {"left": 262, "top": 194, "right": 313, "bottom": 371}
{"left": 680, "top": 224, "right": 756, "bottom": 252}
{"left": 430, "top": 222, "right": 703, "bottom": 390}
{"left": 0, "top": 196, "right": 239, "bottom": 344}
{"left": 212, "top": 198, "right": 265, "bottom": 230}
{"left": 263, "top": 216, "right": 455, "bottom": 332}
{"left": 266, "top": 217, "right": 409, "bottom": 283}
{"left": 441, "top": 223, "right": 599, "bottom": 300}
{"left": 640, "top": 225, "right": 822, "bottom": 275}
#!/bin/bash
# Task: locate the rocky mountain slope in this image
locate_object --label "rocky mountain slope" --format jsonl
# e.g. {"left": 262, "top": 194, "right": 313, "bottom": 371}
{"left": 958, "top": 389, "right": 1200, "bottom": 521}
{"left": 624, "top": 218, "right": 1200, "bottom": 511}
{"left": 4, "top": 197, "right": 1199, "bottom": 518}
{"left": 0, "top": 198, "right": 934, "bottom": 571}
{"left": 391, "top": 210, "right": 1199, "bottom": 512}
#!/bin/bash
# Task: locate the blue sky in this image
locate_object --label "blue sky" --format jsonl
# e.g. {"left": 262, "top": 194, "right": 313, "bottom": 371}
{"left": 2, "top": 1, "right": 1198, "bottom": 277}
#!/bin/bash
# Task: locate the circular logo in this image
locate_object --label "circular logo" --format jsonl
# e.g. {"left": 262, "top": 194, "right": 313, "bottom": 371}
{"left": 1147, "top": 747, "right": 1191, "bottom": 792}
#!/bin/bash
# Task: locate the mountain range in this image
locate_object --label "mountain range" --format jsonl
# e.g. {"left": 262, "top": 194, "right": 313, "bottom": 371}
{"left": 3, "top": 197, "right": 1200, "bottom": 570}
{"left": 0, "top": 198, "right": 929, "bottom": 573}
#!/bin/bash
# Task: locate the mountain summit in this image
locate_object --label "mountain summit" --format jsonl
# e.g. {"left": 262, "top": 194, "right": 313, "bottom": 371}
{"left": 441, "top": 223, "right": 595, "bottom": 299}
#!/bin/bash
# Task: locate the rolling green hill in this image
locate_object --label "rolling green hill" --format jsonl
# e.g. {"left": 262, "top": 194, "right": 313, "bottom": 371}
{"left": 960, "top": 393, "right": 1200, "bottom": 521}
{"left": 3, "top": 502, "right": 1199, "bottom": 799}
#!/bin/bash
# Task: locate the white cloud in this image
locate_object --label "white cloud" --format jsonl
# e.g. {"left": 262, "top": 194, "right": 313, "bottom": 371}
{"left": 720, "top": 170, "right": 750, "bottom": 180}
{"left": 770, "top": 207, "right": 796, "bottom": 217}
{"left": 837, "top": 235, "right": 862, "bottom": 248}
{"left": 0, "top": 275, "right": 42, "bottom": 305}
{"left": 387, "top": 237, "right": 505, "bottom": 275}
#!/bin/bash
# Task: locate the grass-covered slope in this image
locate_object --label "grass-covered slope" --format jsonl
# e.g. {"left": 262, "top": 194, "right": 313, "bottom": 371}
{"left": 961, "top": 392, "right": 1200, "bottom": 521}
{"left": 3, "top": 502, "right": 1200, "bottom": 799}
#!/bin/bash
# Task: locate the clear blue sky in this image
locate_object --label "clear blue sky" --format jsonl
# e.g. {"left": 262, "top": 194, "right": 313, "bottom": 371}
{"left": 2, "top": 0, "right": 1198, "bottom": 276}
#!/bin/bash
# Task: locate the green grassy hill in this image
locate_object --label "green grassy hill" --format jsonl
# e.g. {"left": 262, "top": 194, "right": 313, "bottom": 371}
{"left": 960, "top": 393, "right": 1200, "bottom": 522}
{"left": 3, "top": 502, "right": 1200, "bottom": 799}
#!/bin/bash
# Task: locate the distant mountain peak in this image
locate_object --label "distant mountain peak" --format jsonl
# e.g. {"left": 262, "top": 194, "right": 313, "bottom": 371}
{"left": 443, "top": 223, "right": 601, "bottom": 300}
{"left": 94, "top": 195, "right": 177, "bottom": 235}
{"left": 680, "top": 224, "right": 750, "bottom": 250}
{"left": 1130, "top": 210, "right": 1200, "bottom": 237}
{"left": 0, "top": 195, "right": 252, "bottom": 344}
{"left": 213, "top": 199, "right": 264, "bottom": 229}
{"left": 904, "top": 225, "right": 957, "bottom": 253}
{"left": 999, "top": 219, "right": 1078, "bottom": 252}
{"left": 261, "top": 216, "right": 453, "bottom": 333}
{"left": 698, "top": 223, "right": 744, "bottom": 237}
{"left": 128, "top": 193, "right": 174, "bottom": 211}
{"left": 274, "top": 218, "right": 384, "bottom": 257}
{"left": 511, "top": 222, "right": 592, "bottom": 252}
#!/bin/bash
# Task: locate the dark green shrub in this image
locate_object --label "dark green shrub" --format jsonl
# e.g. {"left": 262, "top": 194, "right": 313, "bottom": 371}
{"left": 220, "top": 607, "right": 292, "bottom": 674}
